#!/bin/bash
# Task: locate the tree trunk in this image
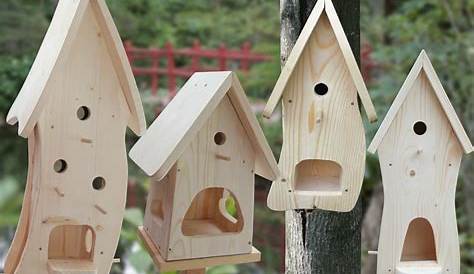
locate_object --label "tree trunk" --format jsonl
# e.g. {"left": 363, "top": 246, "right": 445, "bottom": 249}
{"left": 281, "top": 1, "right": 362, "bottom": 273}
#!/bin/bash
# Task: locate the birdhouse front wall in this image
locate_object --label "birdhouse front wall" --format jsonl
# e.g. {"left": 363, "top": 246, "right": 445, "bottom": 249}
{"left": 376, "top": 71, "right": 462, "bottom": 273}
{"left": 10, "top": 4, "right": 132, "bottom": 274}
{"left": 145, "top": 95, "right": 256, "bottom": 261}
{"left": 278, "top": 12, "right": 366, "bottom": 211}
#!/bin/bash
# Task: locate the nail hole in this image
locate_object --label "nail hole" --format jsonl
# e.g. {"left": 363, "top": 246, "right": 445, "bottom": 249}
{"left": 77, "top": 106, "right": 91, "bottom": 121}
{"left": 413, "top": 121, "right": 427, "bottom": 135}
{"left": 92, "top": 177, "right": 106, "bottom": 190}
{"left": 214, "top": 132, "right": 226, "bottom": 145}
{"left": 314, "top": 83, "right": 328, "bottom": 96}
{"left": 54, "top": 159, "right": 68, "bottom": 173}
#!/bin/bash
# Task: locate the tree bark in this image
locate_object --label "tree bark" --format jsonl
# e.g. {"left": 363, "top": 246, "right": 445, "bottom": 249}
{"left": 281, "top": 1, "right": 362, "bottom": 273}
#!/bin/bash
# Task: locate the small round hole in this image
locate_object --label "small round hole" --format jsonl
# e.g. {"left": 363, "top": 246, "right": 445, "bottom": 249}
{"left": 314, "top": 83, "right": 328, "bottom": 96}
{"left": 92, "top": 177, "right": 106, "bottom": 190}
{"left": 214, "top": 132, "right": 226, "bottom": 145}
{"left": 77, "top": 106, "right": 91, "bottom": 120}
{"left": 413, "top": 121, "right": 427, "bottom": 135}
{"left": 53, "top": 159, "right": 67, "bottom": 173}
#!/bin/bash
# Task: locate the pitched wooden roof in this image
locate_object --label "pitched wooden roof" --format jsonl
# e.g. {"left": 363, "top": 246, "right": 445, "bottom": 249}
{"left": 129, "top": 71, "right": 279, "bottom": 182}
{"left": 263, "top": 0, "right": 377, "bottom": 122}
{"left": 6, "top": 0, "right": 146, "bottom": 138}
{"left": 368, "top": 50, "right": 473, "bottom": 154}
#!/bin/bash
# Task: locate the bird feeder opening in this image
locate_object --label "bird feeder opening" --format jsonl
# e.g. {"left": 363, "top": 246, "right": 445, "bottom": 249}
{"left": 294, "top": 159, "right": 342, "bottom": 194}
{"left": 48, "top": 225, "right": 95, "bottom": 261}
{"left": 182, "top": 187, "right": 244, "bottom": 236}
{"left": 401, "top": 218, "right": 437, "bottom": 262}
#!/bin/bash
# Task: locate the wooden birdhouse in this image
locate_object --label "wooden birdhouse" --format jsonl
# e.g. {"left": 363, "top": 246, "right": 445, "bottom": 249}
{"left": 263, "top": 0, "right": 377, "bottom": 212}
{"left": 4, "top": 1, "right": 146, "bottom": 274}
{"left": 368, "top": 50, "right": 473, "bottom": 274}
{"left": 129, "top": 71, "right": 279, "bottom": 271}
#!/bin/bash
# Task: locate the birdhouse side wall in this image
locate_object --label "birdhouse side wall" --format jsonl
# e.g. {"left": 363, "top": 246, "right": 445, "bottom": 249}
{"left": 143, "top": 165, "right": 177, "bottom": 259}
{"left": 11, "top": 4, "right": 132, "bottom": 273}
{"left": 376, "top": 71, "right": 462, "bottom": 273}
{"left": 278, "top": 12, "right": 366, "bottom": 211}
{"left": 166, "top": 95, "right": 256, "bottom": 260}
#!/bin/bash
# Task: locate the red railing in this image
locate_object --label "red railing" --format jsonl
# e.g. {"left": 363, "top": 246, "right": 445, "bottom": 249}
{"left": 124, "top": 40, "right": 272, "bottom": 98}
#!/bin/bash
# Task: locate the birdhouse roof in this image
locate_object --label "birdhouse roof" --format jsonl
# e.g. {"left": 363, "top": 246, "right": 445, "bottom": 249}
{"left": 129, "top": 71, "right": 280, "bottom": 181}
{"left": 6, "top": 0, "right": 146, "bottom": 138}
{"left": 368, "top": 50, "right": 473, "bottom": 154}
{"left": 262, "top": 0, "right": 377, "bottom": 123}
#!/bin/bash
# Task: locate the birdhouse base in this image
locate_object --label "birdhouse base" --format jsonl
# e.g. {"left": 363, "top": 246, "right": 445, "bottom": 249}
{"left": 395, "top": 261, "right": 442, "bottom": 274}
{"left": 138, "top": 226, "right": 261, "bottom": 272}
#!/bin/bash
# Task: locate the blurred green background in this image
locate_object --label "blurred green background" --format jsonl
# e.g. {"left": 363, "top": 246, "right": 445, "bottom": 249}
{"left": 0, "top": 0, "right": 473, "bottom": 273}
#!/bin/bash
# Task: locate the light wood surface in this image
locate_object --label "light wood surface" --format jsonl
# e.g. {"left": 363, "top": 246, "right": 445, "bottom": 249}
{"left": 263, "top": 0, "right": 377, "bottom": 122}
{"left": 266, "top": 6, "right": 368, "bottom": 212}
{"left": 129, "top": 71, "right": 279, "bottom": 181}
{"left": 369, "top": 51, "right": 471, "bottom": 274}
{"left": 131, "top": 73, "right": 274, "bottom": 264}
{"left": 4, "top": 1, "right": 145, "bottom": 273}
{"left": 368, "top": 50, "right": 472, "bottom": 154}
{"left": 141, "top": 95, "right": 256, "bottom": 261}
{"left": 6, "top": 0, "right": 145, "bottom": 138}
{"left": 138, "top": 227, "right": 260, "bottom": 272}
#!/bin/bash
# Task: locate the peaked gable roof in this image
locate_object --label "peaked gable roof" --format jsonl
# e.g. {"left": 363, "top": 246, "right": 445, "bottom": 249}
{"left": 368, "top": 50, "right": 473, "bottom": 154}
{"left": 262, "top": 0, "right": 377, "bottom": 123}
{"left": 6, "top": 0, "right": 146, "bottom": 138}
{"left": 129, "top": 71, "right": 279, "bottom": 181}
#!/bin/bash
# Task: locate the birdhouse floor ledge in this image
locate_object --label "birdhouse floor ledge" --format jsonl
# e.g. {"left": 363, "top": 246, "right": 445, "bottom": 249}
{"left": 137, "top": 226, "right": 261, "bottom": 272}
{"left": 395, "top": 261, "right": 442, "bottom": 274}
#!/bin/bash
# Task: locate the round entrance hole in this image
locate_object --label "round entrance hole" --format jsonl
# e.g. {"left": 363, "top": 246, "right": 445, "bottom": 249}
{"left": 92, "top": 177, "right": 106, "bottom": 191}
{"left": 77, "top": 106, "right": 91, "bottom": 121}
{"left": 314, "top": 83, "right": 329, "bottom": 96}
{"left": 413, "top": 121, "right": 427, "bottom": 135}
{"left": 53, "top": 159, "right": 68, "bottom": 173}
{"left": 214, "top": 132, "right": 226, "bottom": 145}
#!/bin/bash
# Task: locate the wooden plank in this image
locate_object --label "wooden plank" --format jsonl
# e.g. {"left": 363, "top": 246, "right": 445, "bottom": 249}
{"left": 138, "top": 227, "right": 260, "bottom": 272}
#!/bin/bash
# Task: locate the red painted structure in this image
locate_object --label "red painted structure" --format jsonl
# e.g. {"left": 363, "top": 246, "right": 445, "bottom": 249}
{"left": 124, "top": 40, "right": 271, "bottom": 97}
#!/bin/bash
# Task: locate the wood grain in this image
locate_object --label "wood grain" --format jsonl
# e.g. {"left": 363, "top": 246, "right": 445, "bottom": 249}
{"left": 373, "top": 65, "right": 465, "bottom": 274}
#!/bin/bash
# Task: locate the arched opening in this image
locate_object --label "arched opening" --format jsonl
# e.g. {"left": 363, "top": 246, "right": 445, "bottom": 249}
{"left": 401, "top": 218, "right": 437, "bottom": 261}
{"left": 182, "top": 187, "right": 244, "bottom": 236}
{"left": 294, "top": 159, "right": 342, "bottom": 193}
{"left": 48, "top": 225, "right": 95, "bottom": 261}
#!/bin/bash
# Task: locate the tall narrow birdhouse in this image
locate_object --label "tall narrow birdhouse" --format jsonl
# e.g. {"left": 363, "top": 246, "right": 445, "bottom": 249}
{"left": 129, "top": 72, "right": 279, "bottom": 271}
{"left": 264, "top": 0, "right": 377, "bottom": 212}
{"left": 4, "top": 1, "right": 146, "bottom": 274}
{"left": 368, "top": 50, "right": 473, "bottom": 274}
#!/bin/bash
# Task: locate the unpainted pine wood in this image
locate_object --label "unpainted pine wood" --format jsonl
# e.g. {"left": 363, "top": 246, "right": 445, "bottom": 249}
{"left": 143, "top": 165, "right": 177, "bottom": 259}
{"left": 263, "top": 0, "right": 377, "bottom": 123}
{"left": 376, "top": 71, "right": 462, "bottom": 274}
{"left": 138, "top": 227, "right": 260, "bottom": 273}
{"left": 129, "top": 72, "right": 234, "bottom": 178}
{"left": 267, "top": 12, "right": 366, "bottom": 212}
{"left": 166, "top": 95, "right": 255, "bottom": 260}
{"left": 368, "top": 50, "right": 472, "bottom": 154}
{"left": 7, "top": 2, "right": 133, "bottom": 273}
{"left": 4, "top": 136, "right": 35, "bottom": 274}
{"left": 6, "top": 0, "right": 145, "bottom": 139}
{"left": 228, "top": 74, "right": 280, "bottom": 181}
{"left": 47, "top": 260, "right": 97, "bottom": 274}
{"left": 282, "top": 1, "right": 362, "bottom": 273}
{"left": 89, "top": 0, "right": 146, "bottom": 136}
{"left": 129, "top": 72, "right": 279, "bottom": 182}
